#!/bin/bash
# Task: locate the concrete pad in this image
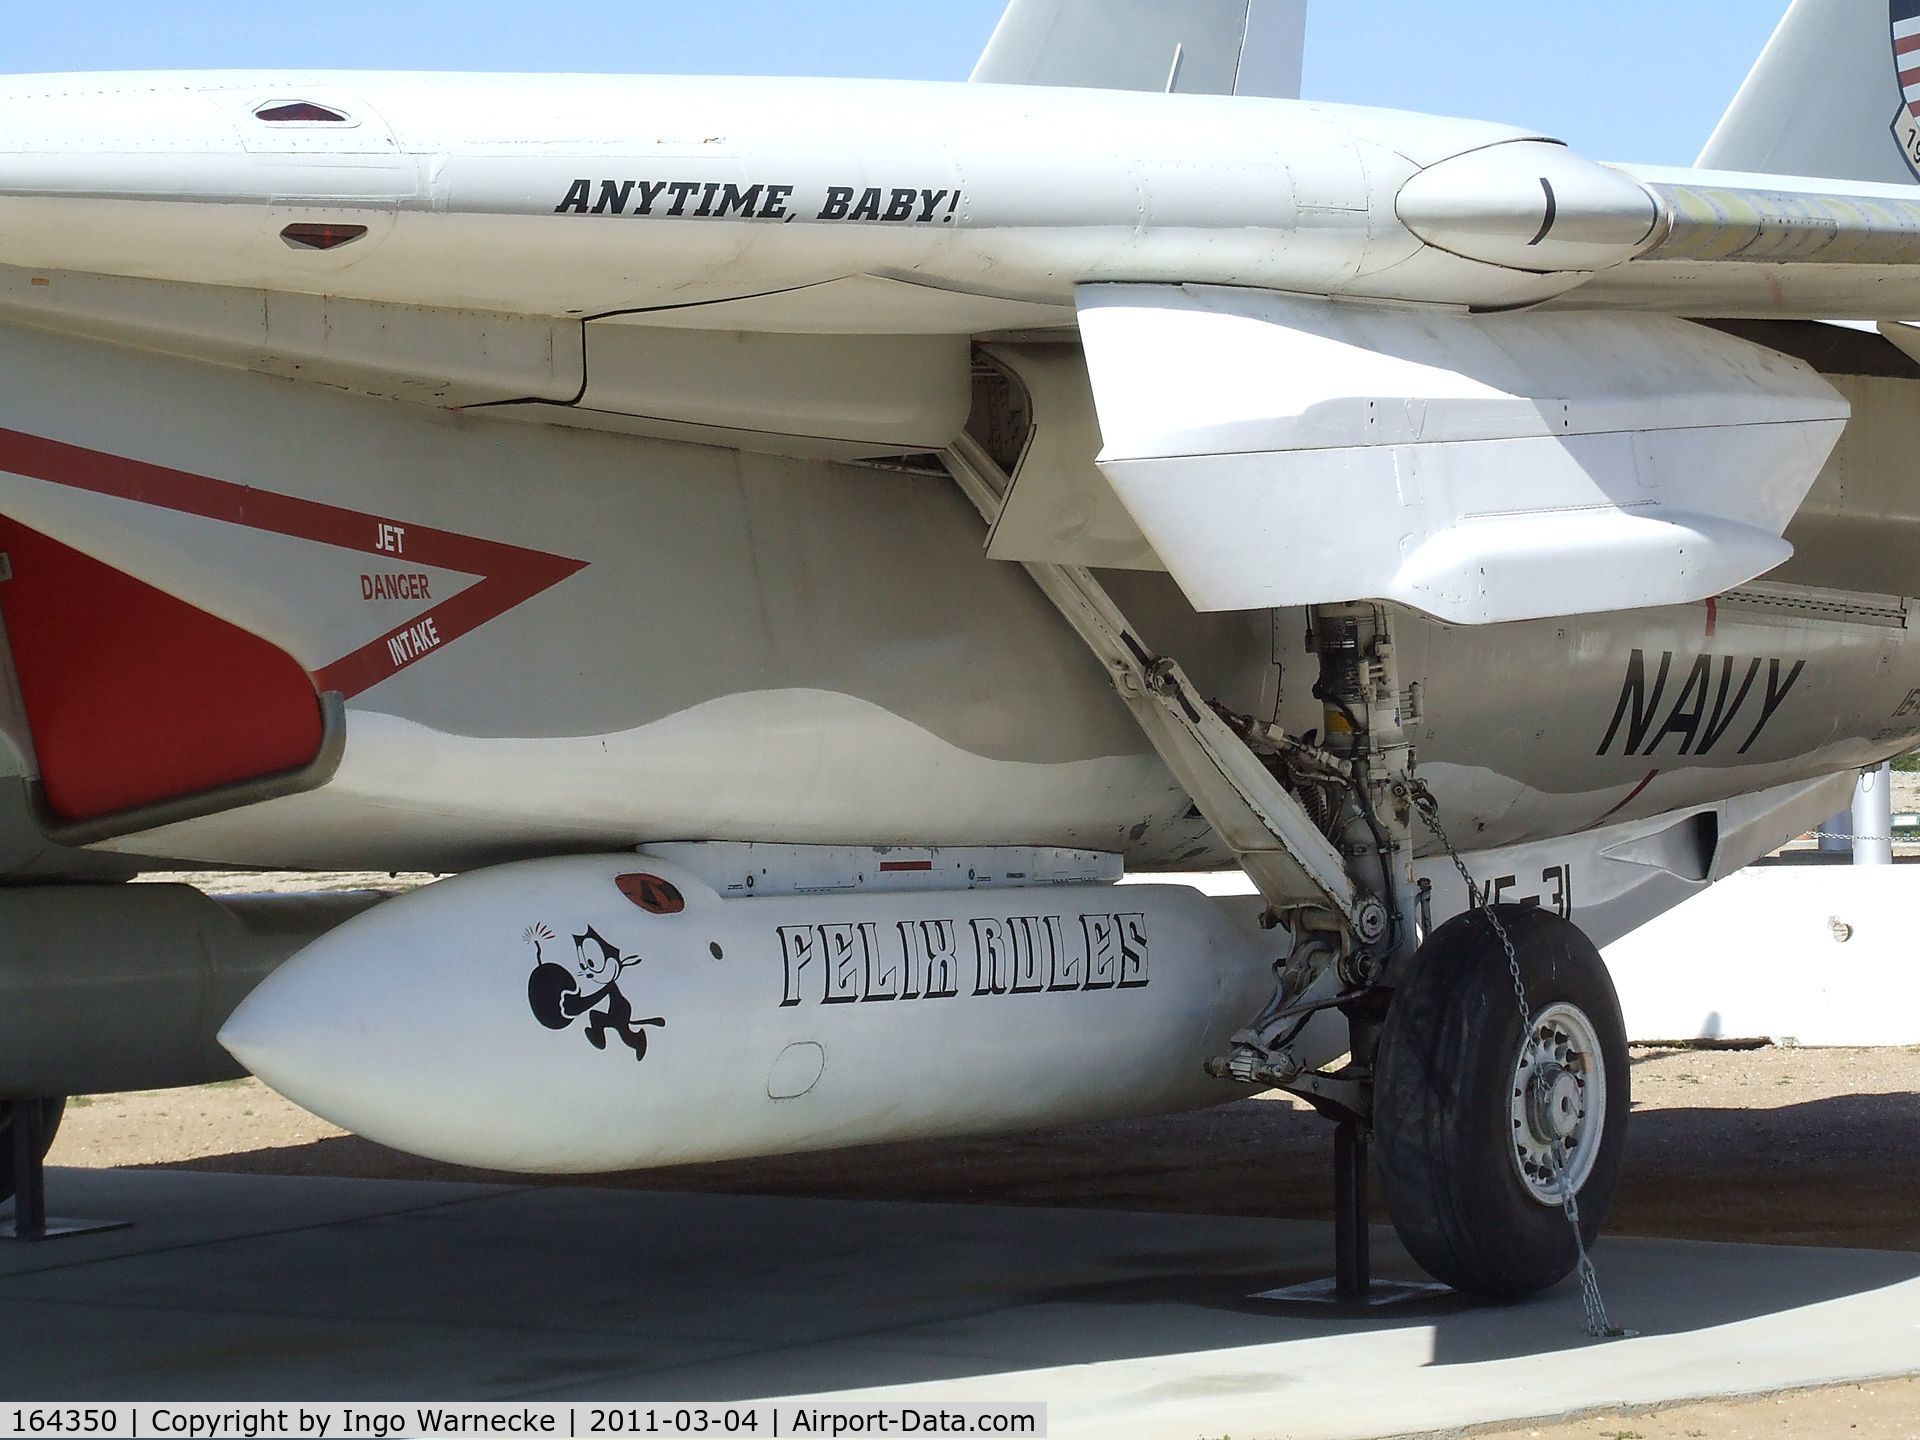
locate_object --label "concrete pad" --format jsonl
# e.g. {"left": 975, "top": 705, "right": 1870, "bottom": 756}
{"left": 0, "top": 1168, "right": 523, "bottom": 1280}
{"left": 1, "top": 1168, "right": 1916, "bottom": 1439}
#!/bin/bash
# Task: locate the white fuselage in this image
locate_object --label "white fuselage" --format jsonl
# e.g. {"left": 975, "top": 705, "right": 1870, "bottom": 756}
{"left": 0, "top": 316, "right": 1909, "bottom": 883}
{"left": 0, "top": 68, "right": 1910, "bottom": 903}
{"left": 0, "top": 72, "right": 1607, "bottom": 319}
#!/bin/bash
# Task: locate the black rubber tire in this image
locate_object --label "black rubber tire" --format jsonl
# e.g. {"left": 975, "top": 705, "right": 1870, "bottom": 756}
{"left": 0, "top": 1098, "right": 66, "bottom": 1206}
{"left": 1374, "top": 905, "right": 1629, "bottom": 1299}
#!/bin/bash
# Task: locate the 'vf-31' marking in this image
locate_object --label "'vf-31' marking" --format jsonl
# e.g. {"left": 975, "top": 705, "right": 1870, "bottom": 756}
{"left": 1597, "top": 649, "right": 1805, "bottom": 758}
{"left": 1466, "top": 864, "right": 1574, "bottom": 920}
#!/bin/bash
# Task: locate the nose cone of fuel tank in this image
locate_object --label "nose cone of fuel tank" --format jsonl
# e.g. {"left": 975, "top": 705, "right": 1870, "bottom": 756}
{"left": 219, "top": 854, "right": 1282, "bottom": 1174}
{"left": 1397, "top": 139, "right": 1661, "bottom": 273}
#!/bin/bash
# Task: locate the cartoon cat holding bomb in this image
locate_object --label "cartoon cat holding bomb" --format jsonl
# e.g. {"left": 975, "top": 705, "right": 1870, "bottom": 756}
{"left": 525, "top": 923, "right": 665, "bottom": 1060}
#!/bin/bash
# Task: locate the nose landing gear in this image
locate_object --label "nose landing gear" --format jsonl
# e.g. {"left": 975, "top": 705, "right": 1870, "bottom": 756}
{"left": 947, "top": 442, "right": 1627, "bottom": 1310}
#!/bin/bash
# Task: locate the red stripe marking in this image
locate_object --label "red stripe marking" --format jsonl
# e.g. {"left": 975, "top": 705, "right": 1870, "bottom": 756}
{"left": 1900, "top": 33, "right": 1920, "bottom": 54}
{"left": 1704, "top": 597, "right": 1718, "bottom": 638}
{"left": 879, "top": 860, "right": 934, "bottom": 872}
{"left": 0, "top": 429, "right": 587, "bottom": 700}
{"left": 1592, "top": 769, "right": 1660, "bottom": 828}
{"left": 1901, "top": 63, "right": 1920, "bottom": 86}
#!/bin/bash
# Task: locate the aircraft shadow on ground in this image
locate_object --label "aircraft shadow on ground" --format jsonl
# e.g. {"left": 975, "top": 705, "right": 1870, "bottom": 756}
{"left": 86, "top": 1092, "right": 1920, "bottom": 1398}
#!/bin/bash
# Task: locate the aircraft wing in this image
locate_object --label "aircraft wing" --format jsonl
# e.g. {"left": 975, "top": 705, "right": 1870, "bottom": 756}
{"left": 1552, "top": 164, "right": 1920, "bottom": 319}
{"left": 1556, "top": 0, "right": 1920, "bottom": 318}
{"left": 970, "top": 0, "right": 1306, "bottom": 99}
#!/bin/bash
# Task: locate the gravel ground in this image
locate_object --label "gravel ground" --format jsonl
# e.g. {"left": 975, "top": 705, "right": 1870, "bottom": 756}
{"left": 1894, "top": 772, "right": 1920, "bottom": 817}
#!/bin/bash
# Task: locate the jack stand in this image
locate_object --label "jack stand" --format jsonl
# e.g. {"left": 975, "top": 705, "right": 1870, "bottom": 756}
{"left": 2, "top": 1100, "right": 127, "bottom": 1242}
{"left": 1254, "top": 1120, "right": 1448, "bottom": 1308}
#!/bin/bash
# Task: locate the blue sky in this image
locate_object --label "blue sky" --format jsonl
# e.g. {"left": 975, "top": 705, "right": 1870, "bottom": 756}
{"left": 3, "top": 2, "right": 1784, "bottom": 166}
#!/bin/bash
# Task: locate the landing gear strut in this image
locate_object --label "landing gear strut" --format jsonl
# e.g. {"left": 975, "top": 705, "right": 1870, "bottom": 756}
{"left": 1225, "top": 609, "right": 1630, "bottom": 1311}
{"left": 947, "top": 441, "right": 1625, "bottom": 1308}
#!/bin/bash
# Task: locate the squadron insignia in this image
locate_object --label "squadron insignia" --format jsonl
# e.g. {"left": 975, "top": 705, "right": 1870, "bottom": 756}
{"left": 1891, "top": 1, "right": 1920, "bottom": 177}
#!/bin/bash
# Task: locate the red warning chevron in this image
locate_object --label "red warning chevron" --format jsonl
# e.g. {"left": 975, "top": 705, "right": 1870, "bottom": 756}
{"left": 0, "top": 428, "right": 588, "bottom": 700}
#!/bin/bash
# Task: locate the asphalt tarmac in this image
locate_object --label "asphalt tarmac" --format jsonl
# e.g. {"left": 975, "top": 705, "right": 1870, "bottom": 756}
{"left": 3, "top": 1166, "right": 1918, "bottom": 1439}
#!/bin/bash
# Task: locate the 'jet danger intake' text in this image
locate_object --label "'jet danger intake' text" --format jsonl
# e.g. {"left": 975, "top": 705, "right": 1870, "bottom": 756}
{"left": 778, "top": 912, "right": 1149, "bottom": 1007}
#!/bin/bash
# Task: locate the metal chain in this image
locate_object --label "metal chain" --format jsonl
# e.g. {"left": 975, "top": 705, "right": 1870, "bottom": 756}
{"left": 1802, "top": 830, "right": 1895, "bottom": 844}
{"left": 1407, "top": 781, "right": 1624, "bottom": 1340}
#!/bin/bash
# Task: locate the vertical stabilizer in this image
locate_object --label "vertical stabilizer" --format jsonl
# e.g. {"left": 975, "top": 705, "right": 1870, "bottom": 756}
{"left": 970, "top": 0, "right": 1307, "bottom": 99}
{"left": 1699, "top": 0, "right": 1920, "bottom": 184}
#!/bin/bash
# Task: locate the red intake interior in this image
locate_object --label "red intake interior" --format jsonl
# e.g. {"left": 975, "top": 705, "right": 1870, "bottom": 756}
{"left": 0, "top": 518, "right": 324, "bottom": 823}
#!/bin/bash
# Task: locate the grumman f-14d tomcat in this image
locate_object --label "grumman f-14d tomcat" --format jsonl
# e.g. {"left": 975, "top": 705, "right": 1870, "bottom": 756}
{"left": 1, "top": 0, "right": 1918, "bottom": 1299}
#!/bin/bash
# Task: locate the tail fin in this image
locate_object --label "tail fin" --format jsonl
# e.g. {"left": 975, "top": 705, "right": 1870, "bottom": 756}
{"left": 1699, "top": 0, "right": 1920, "bottom": 183}
{"left": 970, "top": 0, "right": 1306, "bottom": 100}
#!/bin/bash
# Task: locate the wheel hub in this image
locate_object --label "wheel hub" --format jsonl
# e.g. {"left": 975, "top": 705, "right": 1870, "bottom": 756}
{"left": 1509, "top": 1002, "right": 1606, "bottom": 1205}
{"left": 1528, "top": 1065, "right": 1582, "bottom": 1141}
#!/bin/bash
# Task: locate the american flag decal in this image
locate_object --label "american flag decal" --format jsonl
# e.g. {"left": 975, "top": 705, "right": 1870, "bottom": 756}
{"left": 1899, "top": 1, "right": 1920, "bottom": 113}
{"left": 1894, "top": 1, "right": 1920, "bottom": 178}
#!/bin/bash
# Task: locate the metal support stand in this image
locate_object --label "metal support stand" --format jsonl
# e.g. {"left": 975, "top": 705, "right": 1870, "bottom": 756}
{"left": 2, "top": 1100, "right": 127, "bottom": 1241}
{"left": 1253, "top": 1121, "right": 1448, "bottom": 1308}
{"left": 1332, "top": 1120, "right": 1369, "bottom": 1300}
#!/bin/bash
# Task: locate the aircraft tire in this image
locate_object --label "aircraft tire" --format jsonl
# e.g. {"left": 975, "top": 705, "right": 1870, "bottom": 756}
{"left": 1374, "top": 905, "right": 1629, "bottom": 1299}
{"left": 0, "top": 1097, "right": 66, "bottom": 1206}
